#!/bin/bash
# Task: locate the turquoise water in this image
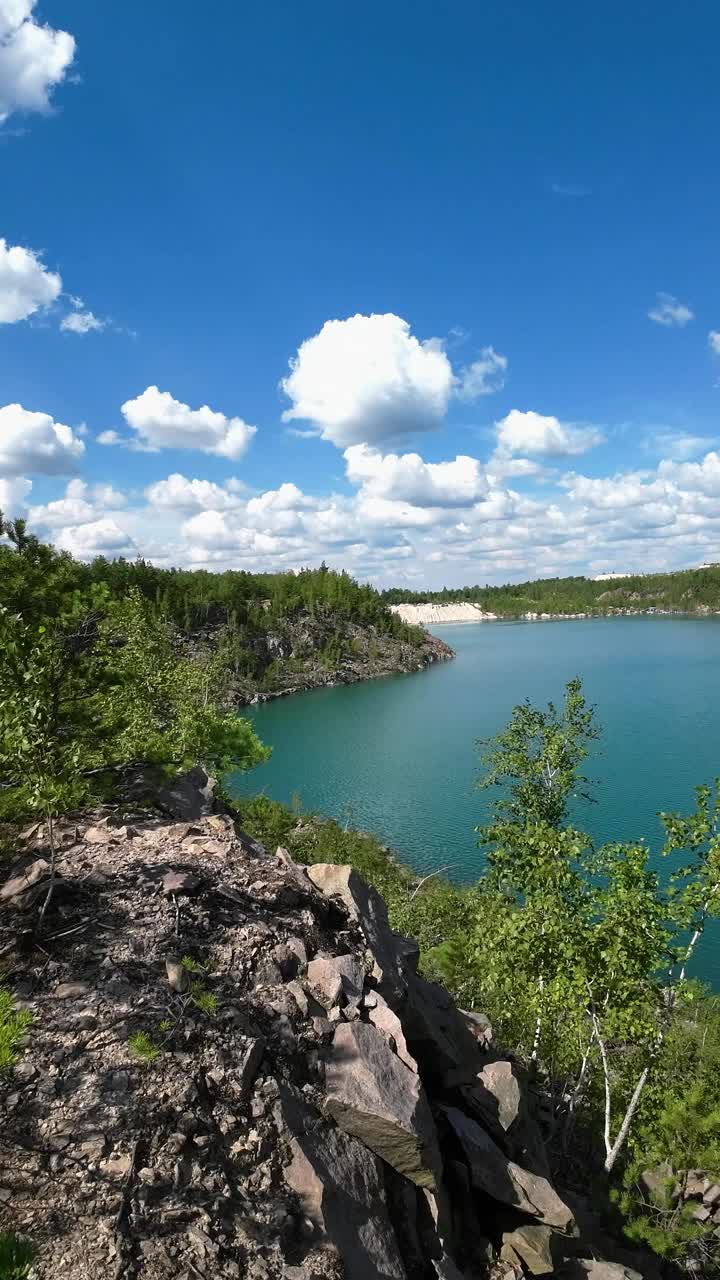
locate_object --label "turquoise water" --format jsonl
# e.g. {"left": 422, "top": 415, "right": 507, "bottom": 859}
{"left": 230, "top": 617, "right": 720, "bottom": 987}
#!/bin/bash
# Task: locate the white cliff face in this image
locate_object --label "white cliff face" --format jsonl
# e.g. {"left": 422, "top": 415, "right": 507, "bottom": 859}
{"left": 389, "top": 602, "right": 498, "bottom": 624}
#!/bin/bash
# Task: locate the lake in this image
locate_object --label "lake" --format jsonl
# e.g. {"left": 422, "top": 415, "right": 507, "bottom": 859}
{"left": 230, "top": 616, "right": 720, "bottom": 987}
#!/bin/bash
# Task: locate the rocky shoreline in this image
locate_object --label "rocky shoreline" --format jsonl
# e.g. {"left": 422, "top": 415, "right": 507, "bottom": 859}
{"left": 0, "top": 782, "right": 658, "bottom": 1280}
{"left": 229, "top": 623, "right": 454, "bottom": 707}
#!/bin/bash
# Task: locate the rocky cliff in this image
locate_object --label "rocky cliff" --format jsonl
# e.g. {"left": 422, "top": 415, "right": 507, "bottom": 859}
{"left": 191, "top": 612, "right": 454, "bottom": 705}
{"left": 1, "top": 788, "right": 651, "bottom": 1280}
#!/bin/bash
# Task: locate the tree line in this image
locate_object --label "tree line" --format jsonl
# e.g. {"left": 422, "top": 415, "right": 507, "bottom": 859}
{"left": 382, "top": 566, "right": 720, "bottom": 616}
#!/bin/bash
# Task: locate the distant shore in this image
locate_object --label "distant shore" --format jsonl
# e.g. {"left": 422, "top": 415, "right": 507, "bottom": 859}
{"left": 390, "top": 601, "right": 720, "bottom": 625}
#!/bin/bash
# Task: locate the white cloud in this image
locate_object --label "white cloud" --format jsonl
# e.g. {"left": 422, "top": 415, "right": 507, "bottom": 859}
{"left": 120, "top": 386, "right": 257, "bottom": 459}
{"left": 0, "top": 237, "right": 61, "bottom": 322}
{"left": 708, "top": 331, "right": 720, "bottom": 355}
{"left": 97, "top": 429, "right": 122, "bottom": 446}
{"left": 29, "top": 478, "right": 126, "bottom": 529}
{"left": 55, "top": 517, "right": 137, "bottom": 561}
{"left": 658, "top": 451, "right": 720, "bottom": 497}
{"left": 455, "top": 346, "right": 507, "bottom": 400}
{"left": 559, "top": 470, "right": 667, "bottom": 510}
{"left": 60, "top": 308, "right": 105, "bottom": 334}
{"left": 0, "top": 0, "right": 75, "bottom": 124}
{"left": 651, "top": 431, "right": 716, "bottom": 460}
{"left": 648, "top": 293, "right": 694, "bottom": 328}
{"left": 344, "top": 443, "right": 489, "bottom": 507}
{"left": 495, "top": 409, "right": 605, "bottom": 458}
{"left": 145, "top": 473, "right": 244, "bottom": 512}
{"left": 0, "top": 473, "right": 31, "bottom": 516}
{"left": 281, "top": 313, "right": 456, "bottom": 447}
{"left": 0, "top": 402, "right": 84, "bottom": 474}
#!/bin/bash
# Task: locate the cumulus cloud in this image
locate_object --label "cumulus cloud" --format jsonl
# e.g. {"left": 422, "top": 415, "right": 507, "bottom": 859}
{"left": 0, "top": 473, "right": 31, "bottom": 516}
{"left": 120, "top": 386, "right": 257, "bottom": 459}
{"left": 0, "top": 0, "right": 75, "bottom": 124}
{"left": 658, "top": 451, "right": 720, "bottom": 496}
{"left": 708, "top": 331, "right": 720, "bottom": 356}
{"left": 29, "top": 478, "right": 126, "bottom": 529}
{"left": 60, "top": 308, "right": 105, "bottom": 334}
{"left": 495, "top": 409, "right": 605, "bottom": 458}
{"left": 0, "top": 402, "right": 84, "bottom": 474}
{"left": 145, "top": 473, "right": 244, "bottom": 512}
{"left": 281, "top": 313, "right": 456, "bottom": 447}
{"left": 648, "top": 293, "right": 694, "bottom": 328}
{"left": 0, "top": 237, "right": 61, "bottom": 323}
{"left": 344, "top": 443, "right": 489, "bottom": 507}
{"left": 55, "top": 517, "right": 137, "bottom": 561}
{"left": 559, "top": 470, "right": 667, "bottom": 510}
{"left": 455, "top": 346, "right": 507, "bottom": 400}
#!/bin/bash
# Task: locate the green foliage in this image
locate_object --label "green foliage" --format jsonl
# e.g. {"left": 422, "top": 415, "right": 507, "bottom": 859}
{"left": 0, "top": 989, "right": 32, "bottom": 1072}
{"left": 190, "top": 983, "right": 218, "bottom": 1015}
{"left": 478, "top": 677, "right": 599, "bottom": 827}
{"left": 0, "top": 568, "right": 269, "bottom": 826}
{"left": 180, "top": 955, "right": 202, "bottom": 974}
{"left": 128, "top": 1031, "right": 162, "bottom": 1062}
{"left": 0, "top": 1233, "right": 35, "bottom": 1280}
{"left": 615, "top": 1080, "right": 720, "bottom": 1264}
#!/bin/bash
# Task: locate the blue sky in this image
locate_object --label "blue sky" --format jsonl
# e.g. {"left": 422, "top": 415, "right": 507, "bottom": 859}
{"left": 2, "top": 0, "right": 720, "bottom": 585}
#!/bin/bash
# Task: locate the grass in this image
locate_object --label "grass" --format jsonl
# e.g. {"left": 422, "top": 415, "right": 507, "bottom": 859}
{"left": 0, "top": 989, "right": 32, "bottom": 1073}
{"left": 0, "top": 1233, "right": 35, "bottom": 1280}
{"left": 128, "top": 1031, "right": 162, "bottom": 1063}
{"left": 190, "top": 983, "right": 218, "bottom": 1016}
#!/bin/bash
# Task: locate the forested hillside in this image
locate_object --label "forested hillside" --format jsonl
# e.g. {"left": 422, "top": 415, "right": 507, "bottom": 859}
{"left": 0, "top": 518, "right": 451, "bottom": 704}
{"left": 383, "top": 566, "right": 720, "bottom": 617}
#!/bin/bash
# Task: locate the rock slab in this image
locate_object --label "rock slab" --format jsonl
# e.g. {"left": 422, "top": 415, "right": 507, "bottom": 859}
{"left": 326, "top": 1021, "right": 441, "bottom": 1189}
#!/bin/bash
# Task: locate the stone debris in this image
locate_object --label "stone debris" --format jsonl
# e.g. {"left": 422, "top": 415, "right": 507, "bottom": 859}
{"left": 443, "top": 1106, "right": 574, "bottom": 1230}
{"left": 0, "top": 797, "right": 651, "bottom": 1280}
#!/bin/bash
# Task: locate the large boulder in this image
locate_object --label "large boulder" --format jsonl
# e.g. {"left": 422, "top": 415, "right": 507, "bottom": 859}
{"left": 402, "top": 974, "right": 484, "bottom": 1085}
{"left": 306, "top": 864, "right": 406, "bottom": 1007}
{"left": 326, "top": 1021, "right": 442, "bottom": 1188}
{"left": 157, "top": 766, "right": 216, "bottom": 819}
{"left": 501, "top": 1224, "right": 556, "bottom": 1275}
{"left": 460, "top": 1060, "right": 550, "bottom": 1177}
{"left": 285, "top": 1125, "right": 407, "bottom": 1280}
{"left": 443, "top": 1107, "right": 573, "bottom": 1230}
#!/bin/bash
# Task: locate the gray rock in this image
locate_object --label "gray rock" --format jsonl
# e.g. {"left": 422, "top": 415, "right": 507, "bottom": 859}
{"left": 306, "top": 956, "right": 343, "bottom": 1010}
{"left": 461, "top": 1059, "right": 551, "bottom": 1177}
{"left": 501, "top": 1224, "right": 555, "bottom": 1275}
{"left": 238, "top": 1037, "right": 265, "bottom": 1097}
{"left": 326, "top": 1021, "right": 441, "bottom": 1189}
{"left": 1, "top": 856, "right": 50, "bottom": 901}
{"left": 84, "top": 824, "right": 112, "bottom": 844}
{"left": 479, "top": 1060, "right": 521, "bottom": 1130}
{"left": 166, "top": 958, "right": 190, "bottom": 993}
{"left": 330, "top": 953, "right": 365, "bottom": 1007}
{"left": 53, "top": 982, "right": 91, "bottom": 1000}
{"left": 443, "top": 1107, "right": 573, "bottom": 1230}
{"left": 560, "top": 1264, "right": 643, "bottom": 1280}
{"left": 306, "top": 865, "right": 405, "bottom": 1007}
{"left": 284, "top": 1124, "right": 407, "bottom": 1280}
{"left": 162, "top": 870, "right": 201, "bottom": 896}
{"left": 403, "top": 975, "right": 483, "bottom": 1083}
{"left": 367, "top": 992, "right": 417, "bottom": 1071}
{"left": 158, "top": 766, "right": 216, "bottom": 820}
